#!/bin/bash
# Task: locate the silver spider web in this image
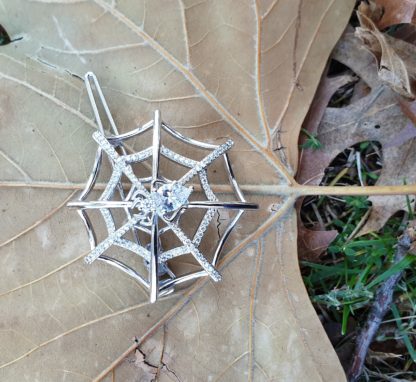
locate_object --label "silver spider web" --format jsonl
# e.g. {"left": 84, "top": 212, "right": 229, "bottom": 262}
{"left": 68, "top": 72, "right": 257, "bottom": 303}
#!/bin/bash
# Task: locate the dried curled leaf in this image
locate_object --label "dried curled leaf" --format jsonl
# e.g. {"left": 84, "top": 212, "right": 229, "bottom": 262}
{"left": 0, "top": 1, "right": 354, "bottom": 380}
{"left": 356, "top": 10, "right": 416, "bottom": 99}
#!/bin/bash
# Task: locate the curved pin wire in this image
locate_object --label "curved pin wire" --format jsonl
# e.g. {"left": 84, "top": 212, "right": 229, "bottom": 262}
{"left": 77, "top": 72, "right": 145, "bottom": 285}
{"left": 212, "top": 153, "right": 246, "bottom": 265}
{"left": 99, "top": 255, "right": 150, "bottom": 288}
{"left": 150, "top": 110, "right": 161, "bottom": 303}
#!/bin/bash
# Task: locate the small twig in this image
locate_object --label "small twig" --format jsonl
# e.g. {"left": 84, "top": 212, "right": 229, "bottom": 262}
{"left": 345, "top": 208, "right": 371, "bottom": 243}
{"left": 311, "top": 202, "right": 325, "bottom": 228}
{"left": 364, "top": 367, "right": 414, "bottom": 382}
{"left": 348, "top": 227, "right": 415, "bottom": 382}
{"left": 355, "top": 151, "right": 364, "bottom": 187}
{"left": 324, "top": 208, "right": 354, "bottom": 228}
{"left": 382, "top": 314, "right": 416, "bottom": 324}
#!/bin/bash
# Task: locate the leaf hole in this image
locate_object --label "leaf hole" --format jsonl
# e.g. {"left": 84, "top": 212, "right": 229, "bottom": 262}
{"left": 0, "top": 25, "right": 10, "bottom": 46}
{"left": 0, "top": 24, "right": 21, "bottom": 46}
{"left": 300, "top": 140, "right": 383, "bottom": 232}
{"left": 326, "top": 59, "right": 371, "bottom": 108}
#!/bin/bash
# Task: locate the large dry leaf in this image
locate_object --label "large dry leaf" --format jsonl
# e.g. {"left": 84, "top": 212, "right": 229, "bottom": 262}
{"left": 0, "top": 1, "right": 354, "bottom": 380}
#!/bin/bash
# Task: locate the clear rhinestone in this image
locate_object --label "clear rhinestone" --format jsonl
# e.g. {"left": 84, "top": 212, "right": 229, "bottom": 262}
{"left": 152, "top": 182, "right": 192, "bottom": 214}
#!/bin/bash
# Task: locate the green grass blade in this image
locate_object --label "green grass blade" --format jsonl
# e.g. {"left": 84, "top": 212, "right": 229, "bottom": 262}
{"left": 342, "top": 305, "right": 350, "bottom": 335}
{"left": 391, "top": 304, "right": 416, "bottom": 362}
{"left": 367, "top": 255, "right": 415, "bottom": 289}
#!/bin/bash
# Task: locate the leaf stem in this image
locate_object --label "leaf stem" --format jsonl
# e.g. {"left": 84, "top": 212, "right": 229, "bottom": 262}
{"left": 1, "top": 181, "right": 416, "bottom": 198}
{"left": 292, "top": 184, "right": 416, "bottom": 197}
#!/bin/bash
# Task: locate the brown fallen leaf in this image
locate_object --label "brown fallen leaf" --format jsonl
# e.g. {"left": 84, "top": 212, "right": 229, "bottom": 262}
{"left": 298, "top": 31, "right": 416, "bottom": 233}
{"left": 296, "top": 198, "right": 338, "bottom": 261}
{"left": 355, "top": 9, "right": 416, "bottom": 99}
{"left": 297, "top": 64, "right": 356, "bottom": 185}
{"left": 298, "top": 227, "right": 338, "bottom": 261}
{"left": 373, "top": 0, "right": 416, "bottom": 30}
{"left": 0, "top": 1, "right": 356, "bottom": 381}
{"left": 392, "top": 23, "right": 416, "bottom": 45}
{"left": 296, "top": 24, "right": 378, "bottom": 187}
{"left": 296, "top": 70, "right": 351, "bottom": 260}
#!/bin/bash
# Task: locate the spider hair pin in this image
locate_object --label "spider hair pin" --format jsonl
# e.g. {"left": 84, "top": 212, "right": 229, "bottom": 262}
{"left": 68, "top": 72, "right": 258, "bottom": 303}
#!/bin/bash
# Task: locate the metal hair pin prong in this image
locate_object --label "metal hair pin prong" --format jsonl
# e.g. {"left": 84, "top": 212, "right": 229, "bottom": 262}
{"left": 68, "top": 72, "right": 258, "bottom": 303}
